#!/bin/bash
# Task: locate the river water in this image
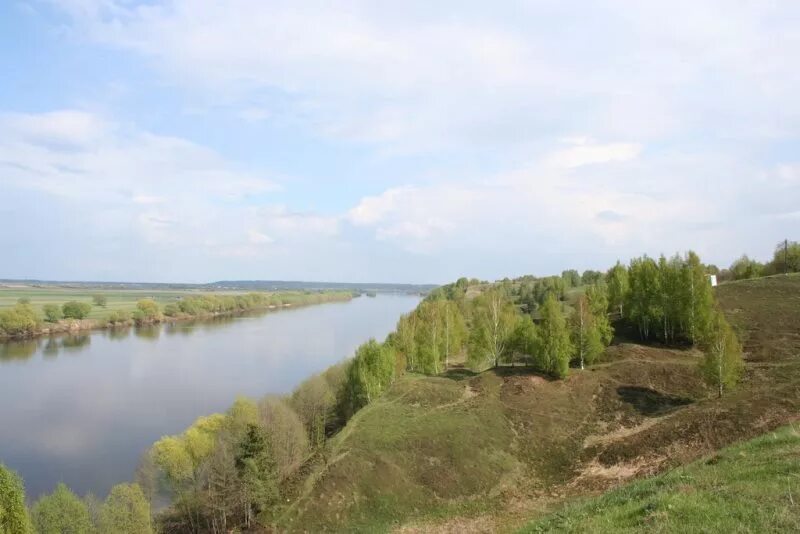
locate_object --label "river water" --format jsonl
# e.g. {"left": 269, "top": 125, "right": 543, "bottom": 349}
{"left": 0, "top": 294, "right": 419, "bottom": 499}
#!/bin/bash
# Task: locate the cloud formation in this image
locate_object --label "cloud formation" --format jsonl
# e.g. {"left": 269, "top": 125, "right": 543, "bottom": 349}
{"left": 1, "top": 1, "right": 798, "bottom": 281}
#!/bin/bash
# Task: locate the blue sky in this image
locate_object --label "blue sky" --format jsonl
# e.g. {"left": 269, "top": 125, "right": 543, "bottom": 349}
{"left": 1, "top": 1, "right": 798, "bottom": 283}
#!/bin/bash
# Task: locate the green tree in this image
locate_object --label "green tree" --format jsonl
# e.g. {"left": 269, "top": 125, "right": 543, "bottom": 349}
{"left": 91, "top": 295, "right": 107, "bottom": 307}
{"left": 730, "top": 254, "right": 764, "bottom": 280}
{"left": 561, "top": 269, "right": 581, "bottom": 288}
{"left": 683, "top": 251, "right": 715, "bottom": 344}
{"left": 345, "top": 340, "right": 396, "bottom": 411}
{"left": 699, "top": 312, "right": 744, "bottom": 397}
{"left": 31, "top": 483, "right": 93, "bottom": 534}
{"left": 467, "top": 289, "right": 517, "bottom": 370}
{"left": 42, "top": 304, "right": 62, "bottom": 323}
{"left": 0, "top": 463, "right": 32, "bottom": 534}
{"left": 569, "top": 294, "right": 604, "bottom": 369}
{"left": 0, "top": 304, "right": 40, "bottom": 336}
{"left": 290, "top": 374, "right": 335, "bottom": 448}
{"left": 606, "top": 261, "right": 629, "bottom": 317}
{"left": 508, "top": 314, "right": 539, "bottom": 366}
{"left": 62, "top": 301, "right": 92, "bottom": 320}
{"left": 257, "top": 397, "right": 309, "bottom": 478}
{"left": 235, "top": 424, "right": 279, "bottom": 528}
{"left": 585, "top": 284, "right": 613, "bottom": 345}
{"left": 98, "top": 483, "right": 152, "bottom": 534}
{"left": 538, "top": 293, "right": 573, "bottom": 378}
{"left": 134, "top": 299, "right": 160, "bottom": 323}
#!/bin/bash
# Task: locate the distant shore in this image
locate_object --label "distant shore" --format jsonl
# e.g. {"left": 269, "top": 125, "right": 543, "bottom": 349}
{"left": 0, "top": 290, "right": 354, "bottom": 342}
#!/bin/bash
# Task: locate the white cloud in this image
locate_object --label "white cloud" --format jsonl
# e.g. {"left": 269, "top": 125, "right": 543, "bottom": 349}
{"left": 546, "top": 142, "right": 642, "bottom": 169}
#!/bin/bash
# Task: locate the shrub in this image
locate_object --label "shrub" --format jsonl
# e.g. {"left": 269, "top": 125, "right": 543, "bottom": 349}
{"left": 163, "top": 303, "right": 180, "bottom": 317}
{"left": 0, "top": 304, "right": 40, "bottom": 336}
{"left": 42, "top": 304, "right": 62, "bottom": 323}
{"left": 62, "top": 301, "right": 92, "bottom": 320}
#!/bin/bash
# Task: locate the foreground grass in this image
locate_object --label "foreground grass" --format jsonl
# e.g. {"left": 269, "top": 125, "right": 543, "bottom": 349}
{"left": 520, "top": 424, "right": 800, "bottom": 533}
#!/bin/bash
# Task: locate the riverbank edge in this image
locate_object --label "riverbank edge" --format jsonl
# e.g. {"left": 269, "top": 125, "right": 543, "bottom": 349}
{"left": 0, "top": 294, "right": 354, "bottom": 342}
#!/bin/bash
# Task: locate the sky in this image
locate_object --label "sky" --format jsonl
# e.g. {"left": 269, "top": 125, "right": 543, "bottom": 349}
{"left": 1, "top": 1, "right": 798, "bottom": 284}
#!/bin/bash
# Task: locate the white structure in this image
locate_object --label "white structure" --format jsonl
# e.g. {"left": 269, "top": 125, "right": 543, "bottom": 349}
{"left": 708, "top": 274, "right": 718, "bottom": 287}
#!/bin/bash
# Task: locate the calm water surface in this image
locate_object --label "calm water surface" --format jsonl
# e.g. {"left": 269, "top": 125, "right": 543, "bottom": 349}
{"left": 0, "top": 294, "right": 419, "bottom": 498}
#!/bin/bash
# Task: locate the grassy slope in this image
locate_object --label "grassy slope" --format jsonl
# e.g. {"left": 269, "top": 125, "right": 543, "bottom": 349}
{"left": 283, "top": 275, "right": 800, "bottom": 532}
{"left": 520, "top": 424, "right": 800, "bottom": 533}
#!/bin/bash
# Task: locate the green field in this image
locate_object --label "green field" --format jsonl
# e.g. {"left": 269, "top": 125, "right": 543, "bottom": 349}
{"left": 0, "top": 286, "right": 239, "bottom": 320}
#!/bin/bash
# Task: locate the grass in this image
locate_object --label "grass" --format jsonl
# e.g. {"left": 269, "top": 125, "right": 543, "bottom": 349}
{"left": 520, "top": 424, "right": 800, "bottom": 533}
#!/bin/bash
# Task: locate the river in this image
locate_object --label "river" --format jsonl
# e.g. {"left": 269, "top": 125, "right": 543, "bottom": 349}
{"left": 0, "top": 294, "right": 419, "bottom": 499}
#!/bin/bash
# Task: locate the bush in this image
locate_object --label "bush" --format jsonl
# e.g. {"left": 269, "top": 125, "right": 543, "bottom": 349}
{"left": 108, "top": 311, "right": 131, "bottom": 325}
{"left": 62, "top": 301, "right": 92, "bottom": 320}
{"left": 42, "top": 304, "right": 62, "bottom": 323}
{"left": 0, "top": 304, "right": 40, "bottom": 336}
{"left": 162, "top": 303, "right": 180, "bottom": 317}
{"left": 134, "top": 299, "right": 161, "bottom": 324}
{"left": 92, "top": 295, "right": 108, "bottom": 307}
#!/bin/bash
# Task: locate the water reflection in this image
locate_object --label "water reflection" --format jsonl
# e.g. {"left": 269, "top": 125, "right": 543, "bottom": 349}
{"left": 0, "top": 295, "right": 420, "bottom": 499}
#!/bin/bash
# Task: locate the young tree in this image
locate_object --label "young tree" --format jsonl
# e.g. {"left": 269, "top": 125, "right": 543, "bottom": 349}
{"left": 606, "top": 261, "right": 629, "bottom": 317}
{"left": 257, "top": 397, "right": 309, "bottom": 478}
{"left": 441, "top": 300, "right": 467, "bottom": 370}
{"left": 290, "top": 374, "right": 335, "bottom": 448}
{"left": 235, "top": 424, "right": 279, "bottom": 528}
{"left": 585, "top": 284, "right": 613, "bottom": 345}
{"left": 98, "top": 483, "right": 152, "bottom": 534}
{"left": 539, "top": 294, "right": 573, "bottom": 378}
{"left": 31, "top": 483, "right": 93, "bottom": 534}
{"left": 345, "top": 340, "right": 396, "bottom": 410}
{"left": 62, "top": 301, "right": 92, "bottom": 320}
{"left": 569, "top": 295, "right": 604, "bottom": 370}
{"left": 0, "top": 463, "right": 32, "bottom": 534}
{"left": 683, "top": 251, "right": 715, "bottom": 344}
{"left": 42, "top": 304, "right": 62, "bottom": 323}
{"left": 508, "top": 314, "right": 539, "bottom": 366}
{"left": 467, "top": 289, "right": 517, "bottom": 370}
{"left": 699, "top": 312, "right": 744, "bottom": 398}
{"left": 92, "top": 295, "right": 108, "bottom": 307}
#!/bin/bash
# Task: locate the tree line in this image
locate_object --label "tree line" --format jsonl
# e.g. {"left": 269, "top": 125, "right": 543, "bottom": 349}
{"left": 0, "top": 291, "right": 352, "bottom": 338}
{"left": 714, "top": 239, "right": 800, "bottom": 281}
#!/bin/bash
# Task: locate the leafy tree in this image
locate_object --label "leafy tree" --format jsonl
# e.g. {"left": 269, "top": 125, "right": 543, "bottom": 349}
{"left": 538, "top": 294, "right": 573, "bottom": 378}
{"left": 31, "top": 483, "right": 93, "bottom": 534}
{"left": 134, "top": 299, "right": 160, "bottom": 323}
{"left": 569, "top": 294, "right": 604, "bottom": 369}
{"left": 581, "top": 270, "right": 604, "bottom": 285}
{"left": 561, "top": 269, "right": 581, "bottom": 288}
{"left": 91, "top": 295, "right": 107, "bottom": 307}
{"left": 467, "top": 289, "right": 517, "bottom": 370}
{"left": 344, "top": 340, "right": 396, "bottom": 411}
{"left": 0, "top": 463, "right": 32, "bottom": 534}
{"left": 606, "top": 261, "right": 629, "bottom": 317}
{"left": 699, "top": 312, "right": 744, "bottom": 397}
{"left": 98, "top": 483, "right": 152, "bottom": 534}
{"left": 290, "top": 375, "right": 335, "bottom": 448}
{"left": 257, "top": 397, "right": 309, "bottom": 478}
{"left": 0, "top": 304, "right": 40, "bottom": 336}
{"left": 585, "top": 284, "right": 613, "bottom": 345}
{"left": 683, "top": 251, "right": 714, "bottom": 344}
{"left": 62, "top": 301, "right": 92, "bottom": 320}
{"left": 235, "top": 424, "right": 279, "bottom": 528}
{"left": 42, "top": 304, "right": 62, "bottom": 323}
{"left": 626, "top": 256, "right": 661, "bottom": 339}
{"left": 508, "top": 314, "right": 539, "bottom": 366}
{"left": 730, "top": 255, "right": 764, "bottom": 280}
{"left": 770, "top": 240, "right": 800, "bottom": 274}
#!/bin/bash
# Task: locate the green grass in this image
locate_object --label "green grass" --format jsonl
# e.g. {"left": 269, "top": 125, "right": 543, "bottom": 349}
{"left": 520, "top": 424, "right": 800, "bottom": 533}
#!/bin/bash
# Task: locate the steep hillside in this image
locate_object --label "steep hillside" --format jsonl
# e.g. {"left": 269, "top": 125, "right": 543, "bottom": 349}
{"left": 520, "top": 424, "right": 800, "bottom": 533}
{"left": 282, "top": 275, "right": 800, "bottom": 532}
